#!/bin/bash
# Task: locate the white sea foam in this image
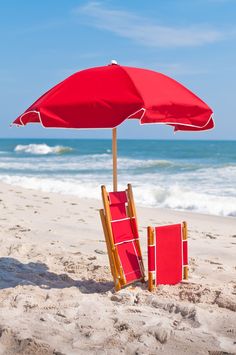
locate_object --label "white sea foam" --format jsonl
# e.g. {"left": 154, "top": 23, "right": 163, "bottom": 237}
{"left": 134, "top": 184, "right": 236, "bottom": 217}
{"left": 14, "top": 144, "right": 73, "bottom": 155}
{"left": 0, "top": 174, "right": 236, "bottom": 217}
{"left": 0, "top": 175, "right": 101, "bottom": 200}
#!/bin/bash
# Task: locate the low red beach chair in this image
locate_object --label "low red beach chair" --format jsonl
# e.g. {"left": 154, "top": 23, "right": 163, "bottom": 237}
{"left": 99, "top": 184, "right": 145, "bottom": 291}
{"left": 147, "top": 222, "right": 188, "bottom": 291}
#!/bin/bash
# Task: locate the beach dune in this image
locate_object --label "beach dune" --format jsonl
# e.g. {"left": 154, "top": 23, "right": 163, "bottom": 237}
{"left": 0, "top": 181, "right": 236, "bottom": 354}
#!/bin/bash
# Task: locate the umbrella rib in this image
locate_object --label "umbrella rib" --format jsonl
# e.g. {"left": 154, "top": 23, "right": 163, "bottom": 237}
{"left": 117, "top": 65, "right": 145, "bottom": 112}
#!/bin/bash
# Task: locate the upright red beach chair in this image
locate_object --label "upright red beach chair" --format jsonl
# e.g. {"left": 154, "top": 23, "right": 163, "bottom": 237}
{"left": 100, "top": 184, "right": 145, "bottom": 291}
{"left": 147, "top": 222, "right": 188, "bottom": 291}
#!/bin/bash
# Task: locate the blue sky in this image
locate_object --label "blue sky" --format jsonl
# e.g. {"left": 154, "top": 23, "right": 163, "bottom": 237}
{"left": 1, "top": 0, "right": 236, "bottom": 139}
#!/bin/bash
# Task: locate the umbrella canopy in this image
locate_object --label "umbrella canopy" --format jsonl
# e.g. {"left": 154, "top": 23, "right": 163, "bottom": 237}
{"left": 13, "top": 62, "right": 214, "bottom": 190}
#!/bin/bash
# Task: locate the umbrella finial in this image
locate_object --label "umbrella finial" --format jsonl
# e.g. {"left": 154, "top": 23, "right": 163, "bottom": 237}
{"left": 111, "top": 59, "right": 118, "bottom": 65}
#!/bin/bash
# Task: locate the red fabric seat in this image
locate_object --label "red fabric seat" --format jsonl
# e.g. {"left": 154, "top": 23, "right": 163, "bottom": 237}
{"left": 148, "top": 223, "right": 188, "bottom": 289}
{"left": 117, "top": 240, "right": 142, "bottom": 283}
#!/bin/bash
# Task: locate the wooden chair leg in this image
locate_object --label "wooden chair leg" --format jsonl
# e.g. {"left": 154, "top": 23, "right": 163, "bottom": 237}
{"left": 148, "top": 272, "right": 153, "bottom": 292}
{"left": 148, "top": 226, "right": 155, "bottom": 292}
{"left": 182, "top": 221, "right": 188, "bottom": 280}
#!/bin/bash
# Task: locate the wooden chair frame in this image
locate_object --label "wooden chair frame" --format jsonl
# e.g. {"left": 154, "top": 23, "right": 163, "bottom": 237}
{"left": 100, "top": 184, "right": 145, "bottom": 291}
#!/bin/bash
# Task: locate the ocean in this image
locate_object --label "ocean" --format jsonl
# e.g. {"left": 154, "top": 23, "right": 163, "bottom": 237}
{"left": 0, "top": 138, "right": 235, "bottom": 217}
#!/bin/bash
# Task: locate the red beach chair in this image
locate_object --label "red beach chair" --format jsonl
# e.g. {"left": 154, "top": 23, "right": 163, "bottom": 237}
{"left": 147, "top": 222, "right": 188, "bottom": 291}
{"left": 99, "top": 184, "right": 145, "bottom": 291}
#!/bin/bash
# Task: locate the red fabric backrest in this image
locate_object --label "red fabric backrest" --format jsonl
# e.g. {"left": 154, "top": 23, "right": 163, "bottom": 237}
{"left": 155, "top": 224, "right": 183, "bottom": 285}
{"left": 108, "top": 191, "right": 128, "bottom": 220}
{"left": 109, "top": 191, "right": 127, "bottom": 205}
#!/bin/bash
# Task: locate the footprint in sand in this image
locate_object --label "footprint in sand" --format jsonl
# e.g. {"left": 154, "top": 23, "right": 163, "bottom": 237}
{"left": 19, "top": 228, "right": 31, "bottom": 232}
{"left": 63, "top": 260, "right": 79, "bottom": 274}
{"left": 151, "top": 300, "right": 201, "bottom": 328}
{"left": 78, "top": 218, "right": 85, "bottom": 222}
{"left": 0, "top": 328, "right": 53, "bottom": 354}
{"left": 88, "top": 256, "right": 96, "bottom": 260}
{"left": 206, "top": 233, "right": 217, "bottom": 239}
{"left": 94, "top": 249, "right": 106, "bottom": 255}
{"left": 148, "top": 325, "right": 172, "bottom": 344}
{"left": 72, "top": 251, "right": 81, "bottom": 255}
{"left": 205, "top": 260, "right": 222, "bottom": 266}
{"left": 208, "top": 260, "right": 222, "bottom": 265}
{"left": 7, "top": 243, "right": 22, "bottom": 255}
{"left": 87, "top": 264, "right": 101, "bottom": 272}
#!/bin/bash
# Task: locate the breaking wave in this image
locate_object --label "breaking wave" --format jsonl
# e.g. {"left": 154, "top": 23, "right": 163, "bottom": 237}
{"left": 14, "top": 144, "right": 73, "bottom": 155}
{"left": 0, "top": 174, "right": 236, "bottom": 217}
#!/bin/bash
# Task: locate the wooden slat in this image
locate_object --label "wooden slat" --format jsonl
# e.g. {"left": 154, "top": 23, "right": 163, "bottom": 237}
{"left": 182, "top": 221, "right": 188, "bottom": 280}
{"left": 148, "top": 226, "right": 155, "bottom": 292}
{"left": 101, "top": 185, "right": 125, "bottom": 286}
{"left": 127, "top": 184, "right": 145, "bottom": 281}
{"left": 127, "top": 183, "right": 137, "bottom": 220}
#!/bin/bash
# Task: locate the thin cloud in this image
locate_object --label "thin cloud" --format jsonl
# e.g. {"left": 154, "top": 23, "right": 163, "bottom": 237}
{"left": 74, "top": 2, "right": 228, "bottom": 47}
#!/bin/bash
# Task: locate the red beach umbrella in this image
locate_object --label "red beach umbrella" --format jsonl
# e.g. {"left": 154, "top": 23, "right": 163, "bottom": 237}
{"left": 13, "top": 61, "right": 214, "bottom": 190}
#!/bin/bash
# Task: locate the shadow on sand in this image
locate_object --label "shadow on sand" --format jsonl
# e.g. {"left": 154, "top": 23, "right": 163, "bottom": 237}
{"left": 0, "top": 257, "right": 113, "bottom": 294}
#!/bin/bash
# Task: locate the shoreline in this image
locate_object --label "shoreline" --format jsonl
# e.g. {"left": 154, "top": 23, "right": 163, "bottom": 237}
{"left": 0, "top": 181, "right": 236, "bottom": 354}
{"left": 1, "top": 179, "right": 236, "bottom": 221}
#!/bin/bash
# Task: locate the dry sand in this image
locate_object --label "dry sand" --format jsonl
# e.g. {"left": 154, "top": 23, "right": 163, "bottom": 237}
{"left": 0, "top": 181, "right": 235, "bottom": 354}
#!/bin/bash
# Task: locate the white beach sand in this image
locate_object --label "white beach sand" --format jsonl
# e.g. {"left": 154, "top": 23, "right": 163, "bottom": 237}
{"left": 0, "top": 181, "right": 235, "bottom": 354}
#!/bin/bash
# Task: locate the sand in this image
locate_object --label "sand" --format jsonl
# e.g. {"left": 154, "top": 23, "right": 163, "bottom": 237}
{"left": 0, "top": 181, "right": 236, "bottom": 354}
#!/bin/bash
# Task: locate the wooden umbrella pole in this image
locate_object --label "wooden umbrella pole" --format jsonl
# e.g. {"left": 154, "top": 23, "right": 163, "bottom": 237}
{"left": 112, "top": 128, "right": 118, "bottom": 192}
